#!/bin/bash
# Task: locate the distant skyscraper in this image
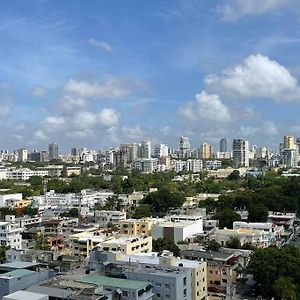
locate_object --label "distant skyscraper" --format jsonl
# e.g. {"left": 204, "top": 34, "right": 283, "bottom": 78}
{"left": 283, "top": 135, "right": 296, "bottom": 150}
{"left": 219, "top": 138, "right": 227, "bottom": 152}
{"left": 179, "top": 136, "right": 191, "bottom": 158}
{"left": 233, "top": 139, "right": 249, "bottom": 167}
{"left": 154, "top": 144, "right": 168, "bottom": 158}
{"left": 140, "top": 141, "right": 151, "bottom": 159}
{"left": 71, "top": 148, "right": 79, "bottom": 156}
{"left": 198, "top": 143, "right": 212, "bottom": 159}
{"left": 48, "top": 143, "right": 59, "bottom": 161}
{"left": 17, "top": 148, "right": 28, "bottom": 162}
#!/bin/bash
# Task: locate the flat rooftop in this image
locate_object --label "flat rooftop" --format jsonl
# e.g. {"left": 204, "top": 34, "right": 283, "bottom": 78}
{"left": 78, "top": 274, "right": 150, "bottom": 290}
{"left": 1, "top": 269, "right": 35, "bottom": 278}
{"left": 0, "top": 261, "right": 41, "bottom": 269}
{"left": 3, "top": 290, "right": 48, "bottom": 300}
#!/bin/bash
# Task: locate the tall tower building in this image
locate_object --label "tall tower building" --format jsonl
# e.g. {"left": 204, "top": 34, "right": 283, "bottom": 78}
{"left": 154, "top": 144, "right": 168, "bottom": 158}
{"left": 198, "top": 143, "right": 212, "bottom": 159}
{"left": 48, "top": 143, "right": 59, "bottom": 161}
{"left": 179, "top": 136, "right": 191, "bottom": 158}
{"left": 233, "top": 139, "right": 249, "bottom": 167}
{"left": 17, "top": 149, "right": 28, "bottom": 162}
{"left": 219, "top": 138, "right": 227, "bottom": 153}
{"left": 283, "top": 136, "right": 296, "bottom": 150}
{"left": 140, "top": 141, "right": 151, "bottom": 159}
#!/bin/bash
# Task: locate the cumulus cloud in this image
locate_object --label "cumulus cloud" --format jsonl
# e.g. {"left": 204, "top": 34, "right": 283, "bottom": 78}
{"left": 0, "top": 103, "right": 11, "bottom": 117}
{"left": 64, "top": 78, "right": 149, "bottom": 99}
{"left": 58, "top": 95, "right": 86, "bottom": 112}
{"left": 219, "top": 0, "right": 291, "bottom": 21}
{"left": 178, "top": 91, "right": 231, "bottom": 123}
{"left": 34, "top": 129, "right": 48, "bottom": 141}
{"left": 205, "top": 54, "right": 300, "bottom": 101}
{"left": 98, "top": 108, "right": 119, "bottom": 127}
{"left": 88, "top": 39, "right": 112, "bottom": 52}
{"left": 32, "top": 85, "right": 47, "bottom": 97}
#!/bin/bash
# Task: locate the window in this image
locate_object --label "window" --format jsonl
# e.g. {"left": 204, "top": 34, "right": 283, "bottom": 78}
{"left": 222, "top": 279, "right": 227, "bottom": 283}
{"left": 183, "top": 288, "right": 187, "bottom": 296}
{"left": 166, "top": 295, "right": 170, "bottom": 298}
{"left": 156, "top": 282, "right": 161, "bottom": 287}
{"left": 183, "top": 277, "right": 187, "bottom": 285}
{"left": 165, "top": 284, "right": 170, "bottom": 288}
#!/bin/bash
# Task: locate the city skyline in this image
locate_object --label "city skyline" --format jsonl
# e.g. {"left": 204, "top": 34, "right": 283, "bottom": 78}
{"left": 1, "top": 1, "right": 300, "bottom": 151}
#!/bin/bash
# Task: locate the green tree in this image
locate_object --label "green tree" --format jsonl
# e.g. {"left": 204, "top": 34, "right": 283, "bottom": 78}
{"left": 272, "top": 277, "right": 297, "bottom": 300}
{"left": 132, "top": 204, "right": 151, "bottom": 219}
{"left": 0, "top": 245, "right": 10, "bottom": 263}
{"left": 227, "top": 170, "right": 240, "bottom": 180}
{"left": 225, "top": 236, "right": 241, "bottom": 249}
{"left": 152, "top": 238, "right": 180, "bottom": 257}
{"left": 214, "top": 208, "right": 241, "bottom": 229}
{"left": 248, "top": 204, "right": 268, "bottom": 222}
{"left": 142, "top": 187, "right": 185, "bottom": 214}
{"left": 204, "top": 240, "right": 221, "bottom": 252}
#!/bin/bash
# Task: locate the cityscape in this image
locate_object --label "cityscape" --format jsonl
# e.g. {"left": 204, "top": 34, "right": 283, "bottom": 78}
{"left": 1, "top": 1, "right": 300, "bottom": 300}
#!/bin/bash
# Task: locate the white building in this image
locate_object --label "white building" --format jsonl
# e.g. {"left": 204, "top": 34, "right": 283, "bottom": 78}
{"left": 233, "top": 139, "right": 249, "bottom": 167}
{"left": 154, "top": 144, "right": 168, "bottom": 158}
{"left": 140, "top": 141, "right": 151, "bottom": 159}
{"left": 0, "top": 194, "right": 22, "bottom": 207}
{"left": 174, "top": 159, "right": 202, "bottom": 173}
{"left": 133, "top": 158, "right": 158, "bottom": 173}
{"left": 152, "top": 217, "right": 203, "bottom": 242}
{"left": 17, "top": 149, "right": 28, "bottom": 162}
{"left": 6, "top": 168, "right": 48, "bottom": 180}
{"left": 0, "top": 222, "right": 22, "bottom": 249}
{"left": 205, "top": 160, "right": 222, "bottom": 169}
{"left": 95, "top": 210, "right": 127, "bottom": 226}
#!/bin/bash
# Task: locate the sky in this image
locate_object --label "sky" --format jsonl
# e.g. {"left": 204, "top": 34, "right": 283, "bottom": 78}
{"left": 1, "top": 0, "right": 300, "bottom": 152}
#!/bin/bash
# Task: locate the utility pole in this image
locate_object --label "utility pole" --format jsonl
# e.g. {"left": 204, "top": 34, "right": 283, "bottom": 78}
{"left": 43, "top": 178, "right": 48, "bottom": 205}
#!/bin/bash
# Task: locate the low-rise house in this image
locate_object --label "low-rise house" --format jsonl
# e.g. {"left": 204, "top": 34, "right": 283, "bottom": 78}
{"left": 94, "top": 210, "right": 126, "bottom": 226}
{"left": 152, "top": 216, "right": 203, "bottom": 243}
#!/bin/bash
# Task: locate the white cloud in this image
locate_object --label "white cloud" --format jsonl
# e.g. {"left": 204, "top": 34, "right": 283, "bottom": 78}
{"left": 179, "top": 90, "right": 231, "bottom": 123}
{"left": 43, "top": 116, "right": 66, "bottom": 132}
{"left": 88, "top": 39, "right": 112, "bottom": 52}
{"left": 64, "top": 78, "right": 149, "bottom": 99}
{"left": 262, "top": 120, "right": 278, "bottom": 136}
{"left": 58, "top": 95, "right": 86, "bottom": 112}
{"left": 219, "top": 0, "right": 291, "bottom": 21}
{"left": 205, "top": 54, "right": 300, "bottom": 101}
{"left": 0, "top": 104, "right": 11, "bottom": 117}
{"left": 34, "top": 129, "right": 48, "bottom": 141}
{"left": 32, "top": 85, "right": 47, "bottom": 97}
{"left": 98, "top": 108, "right": 119, "bottom": 127}
{"left": 67, "top": 129, "right": 94, "bottom": 138}
{"left": 73, "top": 111, "right": 97, "bottom": 129}
{"left": 73, "top": 109, "right": 119, "bottom": 130}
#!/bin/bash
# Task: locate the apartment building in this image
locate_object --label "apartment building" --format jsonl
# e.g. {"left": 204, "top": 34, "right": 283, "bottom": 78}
{"left": 95, "top": 210, "right": 126, "bottom": 226}
{"left": 0, "top": 222, "right": 22, "bottom": 249}
{"left": 69, "top": 231, "right": 152, "bottom": 257}
{"left": 119, "top": 218, "right": 158, "bottom": 236}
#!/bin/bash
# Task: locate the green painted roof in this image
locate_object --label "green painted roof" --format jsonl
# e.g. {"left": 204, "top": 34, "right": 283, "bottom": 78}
{"left": 1, "top": 269, "right": 35, "bottom": 278}
{"left": 78, "top": 274, "right": 149, "bottom": 290}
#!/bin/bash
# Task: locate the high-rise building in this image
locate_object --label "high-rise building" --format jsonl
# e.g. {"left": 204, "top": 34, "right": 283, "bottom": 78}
{"left": 198, "top": 142, "right": 212, "bottom": 160}
{"left": 233, "top": 139, "right": 249, "bottom": 167}
{"left": 17, "top": 149, "right": 28, "bottom": 162}
{"left": 179, "top": 136, "right": 190, "bottom": 158}
{"left": 219, "top": 138, "right": 227, "bottom": 153}
{"left": 48, "top": 143, "right": 59, "bottom": 161}
{"left": 283, "top": 136, "right": 296, "bottom": 150}
{"left": 281, "top": 149, "right": 298, "bottom": 168}
{"left": 154, "top": 144, "right": 168, "bottom": 158}
{"left": 140, "top": 141, "right": 151, "bottom": 159}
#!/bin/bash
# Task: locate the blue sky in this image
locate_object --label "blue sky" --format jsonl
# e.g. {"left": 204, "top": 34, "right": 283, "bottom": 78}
{"left": 1, "top": 0, "right": 300, "bottom": 152}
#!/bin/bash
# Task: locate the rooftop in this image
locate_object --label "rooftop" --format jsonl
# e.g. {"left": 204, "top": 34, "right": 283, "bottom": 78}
{"left": 1, "top": 269, "right": 35, "bottom": 279}
{"left": 3, "top": 290, "right": 48, "bottom": 300}
{"left": 0, "top": 261, "right": 41, "bottom": 269}
{"left": 78, "top": 274, "right": 150, "bottom": 290}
